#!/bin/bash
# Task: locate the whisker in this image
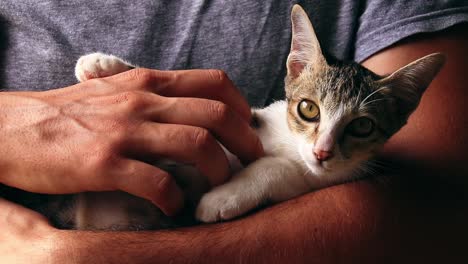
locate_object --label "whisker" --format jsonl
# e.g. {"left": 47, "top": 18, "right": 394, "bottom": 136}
{"left": 360, "top": 97, "right": 392, "bottom": 109}
{"left": 360, "top": 86, "right": 388, "bottom": 108}
{"left": 300, "top": 169, "right": 313, "bottom": 182}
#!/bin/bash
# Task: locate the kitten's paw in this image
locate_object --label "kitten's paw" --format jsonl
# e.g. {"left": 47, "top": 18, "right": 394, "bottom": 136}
{"left": 195, "top": 189, "right": 249, "bottom": 223}
{"left": 75, "top": 52, "right": 133, "bottom": 82}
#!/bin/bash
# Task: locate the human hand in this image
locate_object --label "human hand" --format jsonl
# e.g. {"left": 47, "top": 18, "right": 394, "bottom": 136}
{"left": 0, "top": 68, "right": 263, "bottom": 215}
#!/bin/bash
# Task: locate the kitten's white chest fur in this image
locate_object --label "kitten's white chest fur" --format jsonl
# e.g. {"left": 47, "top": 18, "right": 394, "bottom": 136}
{"left": 196, "top": 102, "right": 313, "bottom": 222}
{"left": 254, "top": 101, "right": 300, "bottom": 158}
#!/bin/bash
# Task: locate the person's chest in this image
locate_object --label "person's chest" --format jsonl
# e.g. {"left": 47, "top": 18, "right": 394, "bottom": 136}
{"left": 0, "top": 0, "right": 356, "bottom": 106}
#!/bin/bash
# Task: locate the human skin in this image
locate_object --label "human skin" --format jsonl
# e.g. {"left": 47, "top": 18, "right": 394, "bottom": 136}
{"left": 1, "top": 24, "right": 467, "bottom": 263}
{"left": 0, "top": 68, "right": 263, "bottom": 215}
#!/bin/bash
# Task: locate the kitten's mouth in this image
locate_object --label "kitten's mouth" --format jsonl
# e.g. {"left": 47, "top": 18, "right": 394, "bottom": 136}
{"left": 316, "top": 160, "right": 326, "bottom": 167}
{"left": 315, "top": 160, "right": 332, "bottom": 171}
{"left": 303, "top": 158, "right": 331, "bottom": 174}
{"left": 298, "top": 145, "right": 332, "bottom": 173}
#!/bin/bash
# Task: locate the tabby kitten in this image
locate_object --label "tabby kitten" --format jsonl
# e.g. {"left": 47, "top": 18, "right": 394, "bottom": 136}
{"left": 71, "top": 5, "right": 444, "bottom": 228}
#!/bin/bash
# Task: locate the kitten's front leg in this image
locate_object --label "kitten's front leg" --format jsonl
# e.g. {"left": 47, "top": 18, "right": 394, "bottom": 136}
{"left": 196, "top": 157, "right": 309, "bottom": 223}
{"left": 75, "top": 52, "right": 134, "bottom": 82}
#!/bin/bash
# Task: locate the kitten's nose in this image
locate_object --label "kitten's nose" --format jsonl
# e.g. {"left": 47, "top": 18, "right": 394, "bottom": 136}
{"left": 314, "top": 149, "right": 333, "bottom": 161}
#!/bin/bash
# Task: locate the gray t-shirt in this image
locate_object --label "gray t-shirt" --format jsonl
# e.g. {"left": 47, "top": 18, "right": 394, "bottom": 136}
{"left": 0, "top": 0, "right": 467, "bottom": 106}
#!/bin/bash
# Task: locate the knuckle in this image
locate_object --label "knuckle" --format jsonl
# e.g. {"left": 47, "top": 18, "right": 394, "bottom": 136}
{"left": 208, "top": 69, "right": 229, "bottom": 83}
{"left": 110, "top": 129, "right": 129, "bottom": 149}
{"left": 192, "top": 127, "right": 214, "bottom": 150}
{"left": 168, "top": 70, "right": 180, "bottom": 83}
{"left": 208, "top": 101, "right": 231, "bottom": 126}
{"left": 117, "top": 91, "right": 146, "bottom": 112}
{"left": 127, "top": 68, "right": 153, "bottom": 85}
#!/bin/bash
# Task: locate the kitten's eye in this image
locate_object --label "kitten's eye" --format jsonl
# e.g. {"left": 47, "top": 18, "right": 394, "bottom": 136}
{"left": 298, "top": 100, "right": 320, "bottom": 121}
{"left": 347, "top": 117, "right": 374, "bottom": 137}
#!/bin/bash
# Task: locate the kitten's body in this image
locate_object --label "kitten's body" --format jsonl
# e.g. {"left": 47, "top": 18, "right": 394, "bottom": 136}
{"left": 10, "top": 5, "right": 444, "bottom": 230}
{"left": 73, "top": 100, "right": 316, "bottom": 228}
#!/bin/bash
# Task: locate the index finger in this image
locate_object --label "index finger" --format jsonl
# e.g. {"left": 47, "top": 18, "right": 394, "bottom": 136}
{"left": 117, "top": 68, "right": 252, "bottom": 122}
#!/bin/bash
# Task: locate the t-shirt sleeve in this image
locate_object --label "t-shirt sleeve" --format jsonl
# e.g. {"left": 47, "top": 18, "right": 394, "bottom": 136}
{"left": 354, "top": 0, "right": 468, "bottom": 62}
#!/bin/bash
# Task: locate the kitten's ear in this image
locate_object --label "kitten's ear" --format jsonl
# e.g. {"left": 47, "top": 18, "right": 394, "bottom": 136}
{"left": 287, "top": 5, "right": 327, "bottom": 79}
{"left": 378, "top": 53, "right": 446, "bottom": 120}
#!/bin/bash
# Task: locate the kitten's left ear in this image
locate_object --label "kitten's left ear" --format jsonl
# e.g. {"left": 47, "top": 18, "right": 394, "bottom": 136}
{"left": 378, "top": 53, "right": 446, "bottom": 120}
{"left": 287, "top": 5, "right": 327, "bottom": 79}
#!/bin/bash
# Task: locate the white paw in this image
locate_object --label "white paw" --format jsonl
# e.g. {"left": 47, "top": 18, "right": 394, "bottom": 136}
{"left": 195, "top": 188, "right": 250, "bottom": 223}
{"left": 75, "top": 52, "right": 132, "bottom": 82}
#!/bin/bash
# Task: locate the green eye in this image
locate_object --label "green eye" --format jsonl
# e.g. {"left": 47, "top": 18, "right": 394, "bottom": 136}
{"left": 347, "top": 117, "right": 375, "bottom": 137}
{"left": 298, "top": 99, "right": 320, "bottom": 121}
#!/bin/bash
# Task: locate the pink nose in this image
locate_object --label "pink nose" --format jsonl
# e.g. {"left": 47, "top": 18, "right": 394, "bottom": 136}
{"left": 314, "top": 149, "right": 333, "bottom": 161}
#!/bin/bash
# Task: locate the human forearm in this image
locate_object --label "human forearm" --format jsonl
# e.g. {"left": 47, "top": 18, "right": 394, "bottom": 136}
{"left": 58, "top": 220, "right": 249, "bottom": 263}
{"left": 2, "top": 170, "right": 465, "bottom": 263}
{"left": 54, "top": 175, "right": 467, "bottom": 264}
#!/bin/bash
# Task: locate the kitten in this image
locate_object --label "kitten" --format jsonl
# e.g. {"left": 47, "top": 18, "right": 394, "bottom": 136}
{"left": 195, "top": 6, "right": 445, "bottom": 222}
{"left": 44, "top": 5, "right": 445, "bottom": 229}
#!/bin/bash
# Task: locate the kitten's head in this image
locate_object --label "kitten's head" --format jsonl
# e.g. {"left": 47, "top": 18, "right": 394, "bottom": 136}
{"left": 285, "top": 5, "right": 445, "bottom": 179}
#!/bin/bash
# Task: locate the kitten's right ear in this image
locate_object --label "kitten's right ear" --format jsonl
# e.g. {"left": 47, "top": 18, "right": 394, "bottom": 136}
{"left": 378, "top": 53, "right": 446, "bottom": 121}
{"left": 287, "top": 5, "right": 327, "bottom": 79}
